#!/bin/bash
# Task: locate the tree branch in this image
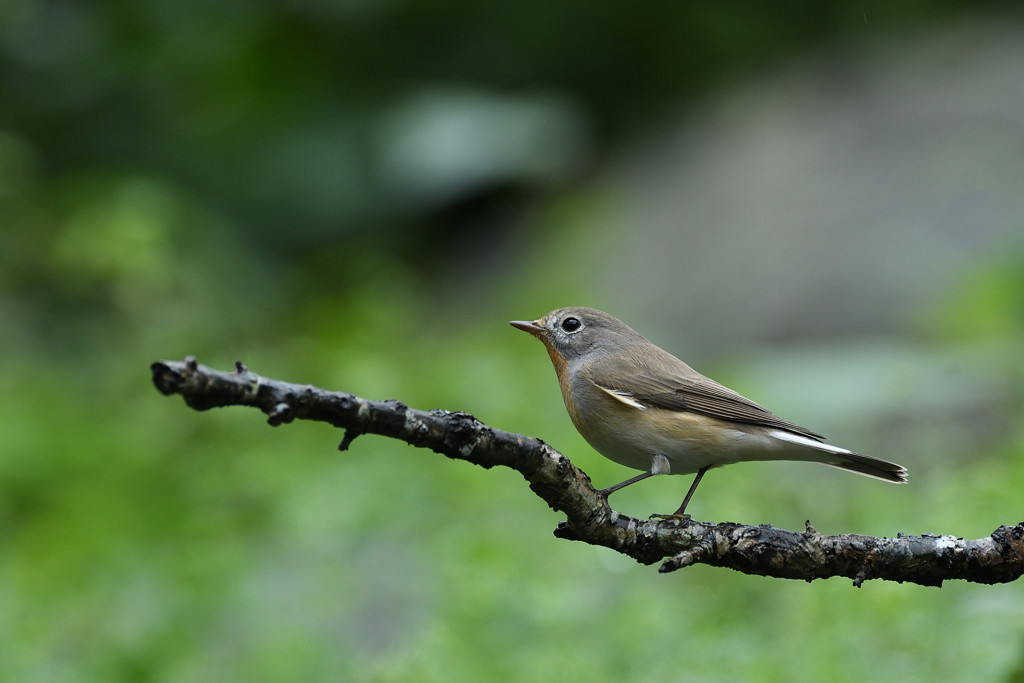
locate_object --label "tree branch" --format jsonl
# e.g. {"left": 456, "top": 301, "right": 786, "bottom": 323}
{"left": 151, "top": 357, "right": 1024, "bottom": 587}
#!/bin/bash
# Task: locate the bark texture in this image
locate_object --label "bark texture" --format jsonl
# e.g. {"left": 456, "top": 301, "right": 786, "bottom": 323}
{"left": 151, "top": 357, "right": 1024, "bottom": 587}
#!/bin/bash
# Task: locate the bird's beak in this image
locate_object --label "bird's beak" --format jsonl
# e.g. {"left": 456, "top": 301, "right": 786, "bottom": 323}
{"left": 509, "top": 319, "right": 545, "bottom": 338}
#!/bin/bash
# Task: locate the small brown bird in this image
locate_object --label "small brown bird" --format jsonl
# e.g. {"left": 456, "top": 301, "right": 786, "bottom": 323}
{"left": 510, "top": 307, "right": 907, "bottom": 517}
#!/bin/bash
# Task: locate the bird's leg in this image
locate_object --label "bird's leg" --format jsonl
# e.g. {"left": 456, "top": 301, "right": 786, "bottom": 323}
{"left": 598, "top": 471, "right": 654, "bottom": 497}
{"left": 598, "top": 453, "right": 670, "bottom": 498}
{"left": 650, "top": 466, "right": 709, "bottom": 521}
{"left": 675, "top": 466, "right": 709, "bottom": 515}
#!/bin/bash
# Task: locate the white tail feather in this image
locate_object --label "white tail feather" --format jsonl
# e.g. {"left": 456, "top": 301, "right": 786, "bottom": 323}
{"left": 769, "top": 429, "right": 852, "bottom": 455}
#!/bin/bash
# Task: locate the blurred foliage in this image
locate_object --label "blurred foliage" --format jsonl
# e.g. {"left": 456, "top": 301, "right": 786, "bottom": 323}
{"left": 3, "top": 2, "right": 1024, "bottom": 682}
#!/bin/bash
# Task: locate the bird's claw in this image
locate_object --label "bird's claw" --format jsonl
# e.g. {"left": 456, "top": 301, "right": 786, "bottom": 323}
{"left": 649, "top": 512, "right": 691, "bottom": 522}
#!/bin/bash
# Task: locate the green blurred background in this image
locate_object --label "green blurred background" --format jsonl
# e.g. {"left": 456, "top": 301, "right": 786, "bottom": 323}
{"left": 4, "top": 2, "right": 1024, "bottom": 681}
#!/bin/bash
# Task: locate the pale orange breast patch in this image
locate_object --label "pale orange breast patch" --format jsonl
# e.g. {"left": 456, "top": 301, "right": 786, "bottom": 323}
{"left": 541, "top": 340, "right": 581, "bottom": 422}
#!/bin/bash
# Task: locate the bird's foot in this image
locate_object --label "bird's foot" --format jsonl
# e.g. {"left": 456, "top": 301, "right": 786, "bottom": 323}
{"left": 649, "top": 512, "right": 691, "bottom": 522}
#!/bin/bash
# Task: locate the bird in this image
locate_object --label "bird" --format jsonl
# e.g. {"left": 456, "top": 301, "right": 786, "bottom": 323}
{"left": 510, "top": 307, "right": 907, "bottom": 517}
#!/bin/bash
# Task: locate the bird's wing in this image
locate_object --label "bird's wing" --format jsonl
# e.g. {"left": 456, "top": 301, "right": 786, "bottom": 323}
{"left": 589, "top": 354, "right": 826, "bottom": 441}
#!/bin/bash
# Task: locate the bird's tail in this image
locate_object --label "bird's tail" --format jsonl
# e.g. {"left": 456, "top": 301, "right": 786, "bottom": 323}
{"left": 768, "top": 429, "right": 907, "bottom": 484}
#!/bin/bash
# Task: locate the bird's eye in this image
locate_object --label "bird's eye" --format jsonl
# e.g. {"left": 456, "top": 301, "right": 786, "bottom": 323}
{"left": 561, "top": 317, "right": 582, "bottom": 332}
